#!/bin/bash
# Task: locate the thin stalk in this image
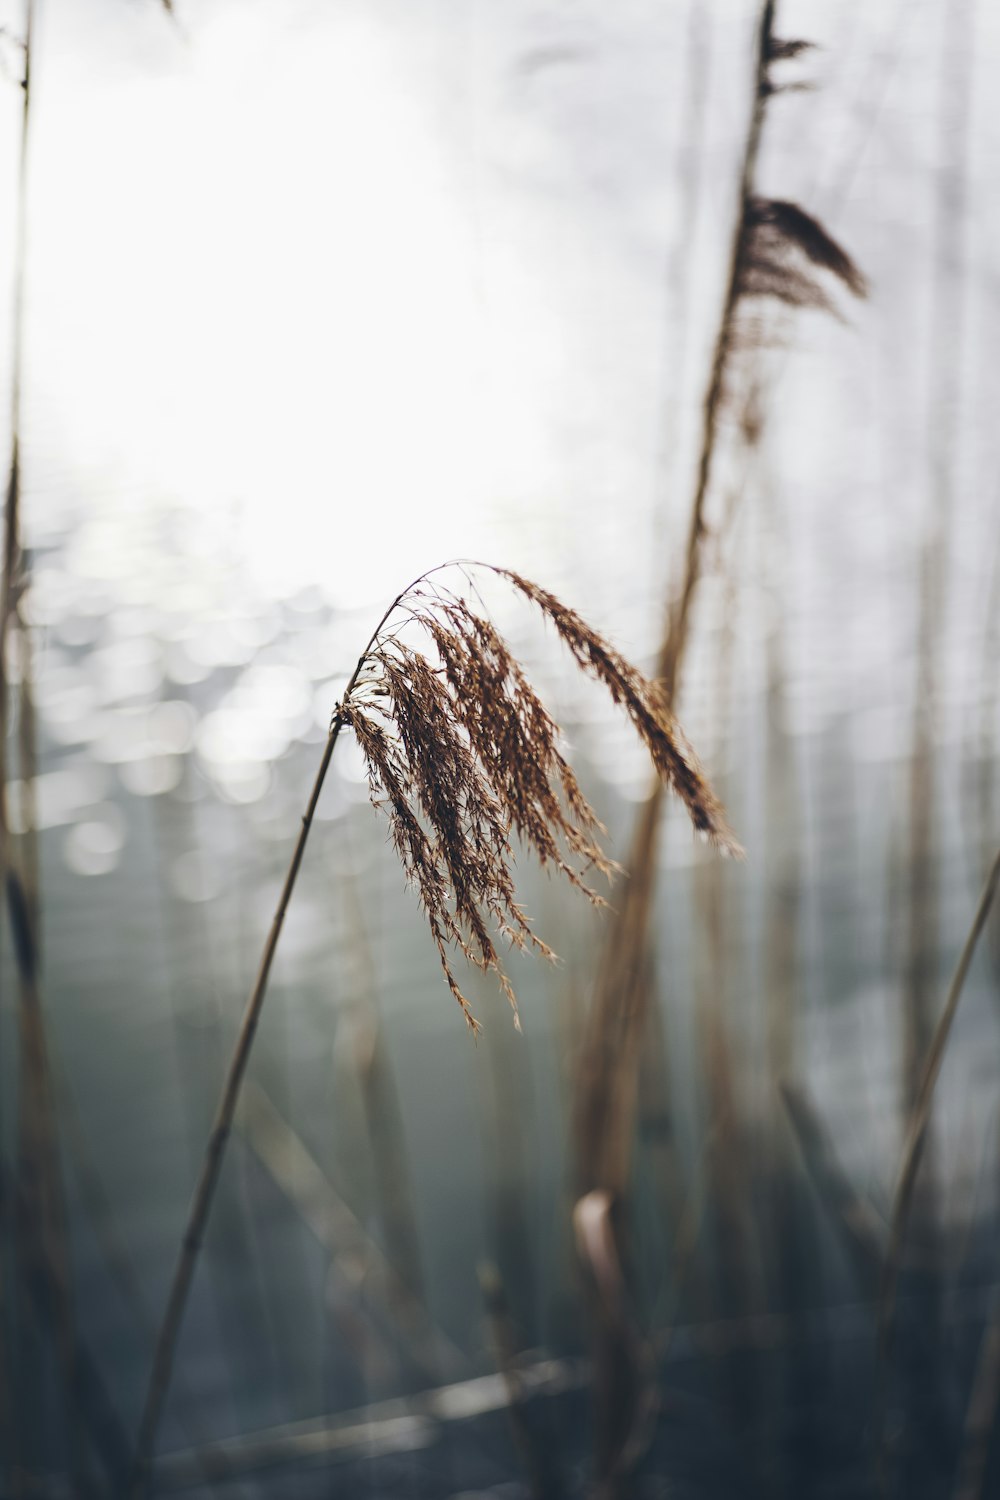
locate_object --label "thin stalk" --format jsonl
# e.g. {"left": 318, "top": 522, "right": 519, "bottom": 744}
{"left": 129, "top": 725, "right": 341, "bottom": 1495}
{"left": 128, "top": 580, "right": 417, "bottom": 1497}
{"left": 148, "top": 776, "right": 282, "bottom": 1430}
{"left": 574, "top": 0, "right": 775, "bottom": 1199}
{"left": 0, "top": 0, "right": 33, "bottom": 864}
{"left": 657, "top": 0, "right": 773, "bottom": 704}
{"left": 648, "top": 0, "right": 711, "bottom": 572}
{"left": 2, "top": 7, "right": 87, "bottom": 1492}
{"left": 8, "top": 873, "right": 90, "bottom": 1494}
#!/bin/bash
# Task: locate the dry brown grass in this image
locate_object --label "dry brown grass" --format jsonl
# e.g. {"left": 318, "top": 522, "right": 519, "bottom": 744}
{"left": 574, "top": 0, "right": 869, "bottom": 1205}
{"left": 343, "top": 566, "right": 738, "bottom": 1032}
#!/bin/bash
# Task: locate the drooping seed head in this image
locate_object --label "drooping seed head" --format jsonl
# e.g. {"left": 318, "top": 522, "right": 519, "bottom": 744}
{"left": 340, "top": 564, "right": 740, "bottom": 1031}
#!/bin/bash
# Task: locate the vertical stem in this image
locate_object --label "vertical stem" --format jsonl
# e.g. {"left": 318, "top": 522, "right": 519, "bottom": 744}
{"left": 0, "top": 0, "right": 33, "bottom": 827}
{"left": 902, "top": 0, "right": 971, "bottom": 1121}
{"left": 1, "top": 8, "right": 77, "bottom": 1495}
{"left": 574, "top": 0, "right": 775, "bottom": 1201}
{"left": 127, "top": 547, "right": 437, "bottom": 1491}
{"left": 571, "top": 15, "right": 774, "bottom": 1495}
{"left": 656, "top": 0, "right": 773, "bottom": 701}
{"left": 127, "top": 566, "right": 437, "bottom": 1493}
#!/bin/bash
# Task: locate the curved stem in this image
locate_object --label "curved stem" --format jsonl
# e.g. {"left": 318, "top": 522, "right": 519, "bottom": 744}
{"left": 130, "top": 549, "right": 618, "bottom": 1491}
{"left": 128, "top": 573, "right": 427, "bottom": 1497}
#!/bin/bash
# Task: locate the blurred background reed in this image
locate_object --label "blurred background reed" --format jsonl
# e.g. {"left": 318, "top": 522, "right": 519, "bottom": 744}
{"left": 2, "top": 0, "right": 1000, "bottom": 1495}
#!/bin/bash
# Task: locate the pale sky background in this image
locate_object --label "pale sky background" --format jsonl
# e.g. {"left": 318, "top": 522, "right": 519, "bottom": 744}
{"left": 1, "top": 0, "right": 998, "bottom": 771}
{"left": 0, "top": 0, "right": 918, "bottom": 614}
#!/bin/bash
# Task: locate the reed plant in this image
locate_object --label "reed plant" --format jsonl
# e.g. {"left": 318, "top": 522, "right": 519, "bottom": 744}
{"left": 569, "top": 7, "right": 868, "bottom": 1489}
{"left": 129, "top": 559, "right": 736, "bottom": 1495}
{"left": 573, "top": 0, "right": 868, "bottom": 1208}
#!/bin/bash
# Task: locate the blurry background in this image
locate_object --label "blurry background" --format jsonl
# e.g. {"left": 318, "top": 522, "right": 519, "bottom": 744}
{"left": 1, "top": 0, "right": 1000, "bottom": 1495}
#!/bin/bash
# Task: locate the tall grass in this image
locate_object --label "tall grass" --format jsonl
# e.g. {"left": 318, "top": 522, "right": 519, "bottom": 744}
{"left": 572, "top": 6, "right": 867, "bottom": 1488}
{"left": 573, "top": 0, "right": 868, "bottom": 1208}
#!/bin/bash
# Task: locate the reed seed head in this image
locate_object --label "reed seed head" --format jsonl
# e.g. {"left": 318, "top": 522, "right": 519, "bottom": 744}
{"left": 739, "top": 197, "right": 868, "bottom": 317}
{"left": 339, "top": 564, "right": 739, "bottom": 1032}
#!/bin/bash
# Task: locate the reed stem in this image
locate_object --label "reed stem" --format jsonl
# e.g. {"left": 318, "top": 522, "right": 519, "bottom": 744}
{"left": 574, "top": 0, "right": 774, "bottom": 1202}
{"left": 128, "top": 724, "right": 342, "bottom": 1496}
{"left": 129, "top": 572, "right": 447, "bottom": 1493}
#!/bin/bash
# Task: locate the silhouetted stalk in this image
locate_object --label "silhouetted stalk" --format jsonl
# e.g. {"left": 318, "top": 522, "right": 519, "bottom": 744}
{"left": 574, "top": 0, "right": 867, "bottom": 1203}
{"left": 573, "top": 0, "right": 774, "bottom": 1202}
{"left": 0, "top": 1, "right": 32, "bottom": 864}
{"left": 0, "top": 31, "right": 32, "bottom": 1350}
{"left": 902, "top": 0, "right": 971, "bottom": 1122}
{"left": 129, "top": 720, "right": 345, "bottom": 1498}
{"left": 649, "top": 0, "right": 710, "bottom": 568}
{"left": 8, "top": 877, "right": 90, "bottom": 1494}
{"left": 146, "top": 781, "right": 280, "bottom": 1430}
{"left": 569, "top": 11, "right": 875, "bottom": 1489}
{"left": 2, "top": 7, "right": 88, "bottom": 1492}
{"left": 657, "top": 3, "right": 774, "bottom": 708}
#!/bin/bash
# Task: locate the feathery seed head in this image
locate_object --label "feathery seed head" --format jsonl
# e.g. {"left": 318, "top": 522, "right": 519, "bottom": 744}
{"left": 339, "top": 564, "right": 739, "bottom": 1032}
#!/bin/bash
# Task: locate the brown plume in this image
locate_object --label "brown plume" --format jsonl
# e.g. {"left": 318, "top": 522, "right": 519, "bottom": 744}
{"left": 766, "top": 36, "right": 814, "bottom": 63}
{"left": 340, "top": 564, "right": 739, "bottom": 1031}
{"left": 740, "top": 196, "right": 868, "bottom": 316}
